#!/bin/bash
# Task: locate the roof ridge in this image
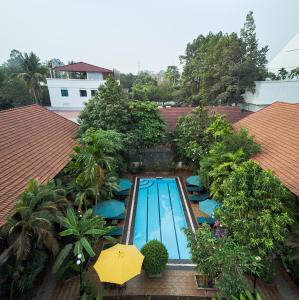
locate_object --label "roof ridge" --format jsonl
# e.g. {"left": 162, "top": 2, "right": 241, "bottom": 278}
{"left": 54, "top": 61, "right": 112, "bottom": 72}
{"left": 0, "top": 104, "right": 38, "bottom": 114}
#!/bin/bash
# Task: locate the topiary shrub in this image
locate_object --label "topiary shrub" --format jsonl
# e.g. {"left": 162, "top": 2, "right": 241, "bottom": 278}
{"left": 141, "top": 240, "right": 168, "bottom": 275}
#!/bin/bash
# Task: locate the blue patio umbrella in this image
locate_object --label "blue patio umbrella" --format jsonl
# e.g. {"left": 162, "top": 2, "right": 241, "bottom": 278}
{"left": 116, "top": 178, "right": 133, "bottom": 192}
{"left": 94, "top": 200, "right": 125, "bottom": 219}
{"left": 186, "top": 175, "right": 203, "bottom": 188}
{"left": 199, "top": 199, "right": 220, "bottom": 217}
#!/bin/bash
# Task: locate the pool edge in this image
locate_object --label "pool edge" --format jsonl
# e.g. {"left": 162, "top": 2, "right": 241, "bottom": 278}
{"left": 123, "top": 176, "right": 197, "bottom": 267}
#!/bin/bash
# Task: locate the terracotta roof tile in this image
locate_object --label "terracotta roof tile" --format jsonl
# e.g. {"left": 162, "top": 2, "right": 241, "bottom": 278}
{"left": 54, "top": 62, "right": 113, "bottom": 73}
{"left": 235, "top": 102, "right": 299, "bottom": 197}
{"left": 0, "top": 105, "right": 79, "bottom": 225}
{"left": 160, "top": 106, "right": 252, "bottom": 129}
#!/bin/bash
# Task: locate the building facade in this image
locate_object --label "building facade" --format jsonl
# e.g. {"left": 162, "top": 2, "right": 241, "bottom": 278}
{"left": 243, "top": 80, "right": 299, "bottom": 112}
{"left": 243, "top": 33, "right": 299, "bottom": 111}
{"left": 47, "top": 62, "right": 113, "bottom": 109}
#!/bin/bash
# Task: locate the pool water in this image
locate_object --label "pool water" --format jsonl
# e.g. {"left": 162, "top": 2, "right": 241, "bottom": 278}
{"left": 133, "top": 178, "right": 190, "bottom": 259}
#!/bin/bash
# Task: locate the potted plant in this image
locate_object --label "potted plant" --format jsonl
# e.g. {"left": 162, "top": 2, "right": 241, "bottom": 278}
{"left": 141, "top": 240, "right": 168, "bottom": 277}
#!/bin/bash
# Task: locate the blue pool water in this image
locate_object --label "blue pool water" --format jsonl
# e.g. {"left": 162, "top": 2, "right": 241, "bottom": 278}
{"left": 133, "top": 178, "right": 190, "bottom": 259}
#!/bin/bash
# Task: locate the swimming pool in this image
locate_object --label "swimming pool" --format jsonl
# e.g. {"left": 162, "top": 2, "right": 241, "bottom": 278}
{"left": 133, "top": 178, "right": 190, "bottom": 259}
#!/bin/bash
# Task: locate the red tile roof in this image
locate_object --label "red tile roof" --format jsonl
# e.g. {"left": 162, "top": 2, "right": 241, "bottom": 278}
{"left": 160, "top": 106, "right": 252, "bottom": 129}
{"left": 235, "top": 102, "right": 299, "bottom": 197}
{"left": 0, "top": 105, "right": 79, "bottom": 226}
{"left": 50, "top": 110, "right": 80, "bottom": 122}
{"left": 54, "top": 62, "right": 113, "bottom": 73}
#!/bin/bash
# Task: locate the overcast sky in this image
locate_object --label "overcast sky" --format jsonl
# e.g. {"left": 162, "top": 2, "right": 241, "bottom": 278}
{"left": 0, "top": 0, "right": 298, "bottom": 74}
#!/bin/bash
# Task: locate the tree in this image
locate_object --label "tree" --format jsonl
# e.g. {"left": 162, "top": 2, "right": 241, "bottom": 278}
{"left": 164, "top": 66, "right": 180, "bottom": 86}
{"left": 0, "top": 179, "right": 68, "bottom": 299}
{"left": 199, "top": 128, "right": 260, "bottom": 197}
{"left": 240, "top": 11, "right": 268, "bottom": 80}
{"left": 185, "top": 225, "right": 255, "bottom": 298}
{"left": 78, "top": 77, "right": 130, "bottom": 133}
{"left": 289, "top": 67, "right": 299, "bottom": 79}
{"left": 0, "top": 179, "right": 68, "bottom": 265}
{"left": 134, "top": 71, "right": 157, "bottom": 86}
{"left": 120, "top": 73, "right": 136, "bottom": 91}
{"left": 67, "top": 129, "right": 123, "bottom": 210}
{"left": 18, "top": 52, "right": 46, "bottom": 104}
{"left": 172, "top": 107, "right": 216, "bottom": 164}
{"left": 52, "top": 207, "right": 113, "bottom": 274}
{"left": 126, "top": 101, "right": 166, "bottom": 158}
{"left": 0, "top": 77, "right": 33, "bottom": 110}
{"left": 181, "top": 12, "right": 268, "bottom": 106}
{"left": 2, "top": 49, "right": 24, "bottom": 76}
{"left": 277, "top": 67, "right": 288, "bottom": 80}
{"left": 218, "top": 160, "right": 293, "bottom": 276}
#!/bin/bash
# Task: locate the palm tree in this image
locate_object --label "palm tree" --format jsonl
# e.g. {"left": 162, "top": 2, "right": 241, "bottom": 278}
{"left": 209, "top": 149, "right": 245, "bottom": 198}
{"left": 277, "top": 67, "right": 288, "bottom": 80}
{"left": 68, "top": 175, "right": 98, "bottom": 212}
{"left": 289, "top": 67, "right": 299, "bottom": 80}
{"left": 18, "top": 52, "right": 46, "bottom": 104}
{"left": 67, "top": 132, "right": 115, "bottom": 210}
{"left": 0, "top": 179, "right": 68, "bottom": 265}
{"left": 0, "top": 179, "right": 68, "bottom": 300}
{"left": 52, "top": 207, "right": 114, "bottom": 275}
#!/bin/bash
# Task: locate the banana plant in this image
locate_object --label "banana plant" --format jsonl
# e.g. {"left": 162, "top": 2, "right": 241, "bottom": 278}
{"left": 52, "top": 207, "right": 115, "bottom": 274}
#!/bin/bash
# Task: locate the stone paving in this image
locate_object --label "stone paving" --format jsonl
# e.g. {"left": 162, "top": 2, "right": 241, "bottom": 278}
{"left": 87, "top": 268, "right": 217, "bottom": 299}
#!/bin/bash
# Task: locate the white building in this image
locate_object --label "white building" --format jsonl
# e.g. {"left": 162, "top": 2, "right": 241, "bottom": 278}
{"left": 243, "top": 80, "right": 299, "bottom": 111}
{"left": 269, "top": 33, "right": 299, "bottom": 73}
{"left": 47, "top": 62, "right": 113, "bottom": 109}
{"left": 243, "top": 34, "right": 299, "bottom": 111}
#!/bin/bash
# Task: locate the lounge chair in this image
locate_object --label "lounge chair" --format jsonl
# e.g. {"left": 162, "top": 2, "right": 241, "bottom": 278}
{"left": 114, "top": 189, "right": 130, "bottom": 197}
{"left": 189, "top": 193, "right": 209, "bottom": 202}
{"left": 108, "top": 226, "right": 123, "bottom": 237}
{"left": 197, "top": 217, "right": 215, "bottom": 225}
{"left": 186, "top": 185, "right": 202, "bottom": 193}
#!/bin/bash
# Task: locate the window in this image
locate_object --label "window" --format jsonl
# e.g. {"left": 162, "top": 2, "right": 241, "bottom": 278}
{"left": 61, "top": 89, "right": 68, "bottom": 97}
{"left": 80, "top": 89, "right": 87, "bottom": 97}
{"left": 91, "top": 90, "right": 97, "bottom": 97}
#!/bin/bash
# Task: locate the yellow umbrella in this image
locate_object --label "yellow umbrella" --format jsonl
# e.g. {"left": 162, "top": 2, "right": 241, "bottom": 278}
{"left": 93, "top": 243, "right": 144, "bottom": 285}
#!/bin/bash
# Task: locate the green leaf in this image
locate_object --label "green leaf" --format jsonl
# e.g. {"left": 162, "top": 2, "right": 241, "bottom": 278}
{"left": 74, "top": 241, "right": 82, "bottom": 256}
{"left": 103, "top": 235, "right": 117, "bottom": 242}
{"left": 52, "top": 243, "right": 73, "bottom": 273}
{"left": 80, "top": 237, "right": 95, "bottom": 257}
{"left": 59, "top": 228, "right": 78, "bottom": 237}
{"left": 84, "top": 228, "right": 106, "bottom": 235}
{"left": 66, "top": 208, "right": 78, "bottom": 227}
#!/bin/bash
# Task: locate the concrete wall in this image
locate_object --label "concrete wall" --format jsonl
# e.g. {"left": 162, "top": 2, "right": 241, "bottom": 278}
{"left": 243, "top": 80, "right": 299, "bottom": 111}
{"left": 47, "top": 78, "right": 104, "bottom": 109}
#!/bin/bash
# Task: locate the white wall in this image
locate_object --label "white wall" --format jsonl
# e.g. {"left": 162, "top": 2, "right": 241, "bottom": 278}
{"left": 47, "top": 78, "right": 104, "bottom": 109}
{"left": 268, "top": 33, "right": 299, "bottom": 73}
{"left": 243, "top": 80, "right": 299, "bottom": 111}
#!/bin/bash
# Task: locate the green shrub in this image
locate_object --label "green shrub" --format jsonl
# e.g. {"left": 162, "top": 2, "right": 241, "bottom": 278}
{"left": 141, "top": 240, "right": 168, "bottom": 275}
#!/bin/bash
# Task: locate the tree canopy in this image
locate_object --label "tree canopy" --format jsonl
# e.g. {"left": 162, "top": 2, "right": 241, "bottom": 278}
{"left": 78, "top": 76, "right": 130, "bottom": 133}
{"left": 218, "top": 160, "right": 293, "bottom": 274}
{"left": 180, "top": 11, "right": 268, "bottom": 106}
{"left": 79, "top": 77, "right": 167, "bottom": 157}
{"left": 172, "top": 108, "right": 223, "bottom": 165}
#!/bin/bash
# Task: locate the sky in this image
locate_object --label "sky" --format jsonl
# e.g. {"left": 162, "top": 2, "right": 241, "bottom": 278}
{"left": 0, "top": 0, "right": 299, "bottom": 74}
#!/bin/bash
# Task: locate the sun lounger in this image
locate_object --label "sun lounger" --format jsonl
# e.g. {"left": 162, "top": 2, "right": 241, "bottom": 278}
{"left": 108, "top": 226, "right": 123, "bottom": 237}
{"left": 114, "top": 189, "right": 130, "bottom": 197}
{"left": 186, "top": 186, "right": 202, "bottom": 193}
{"left": 197, "top": 217, "right": 215, "bottom": 225}
{"left": 189, "top": 193, "right": 209, "bottom": 202}
{"left": 113, "top": 212, "right": 125, "bottom": 220}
